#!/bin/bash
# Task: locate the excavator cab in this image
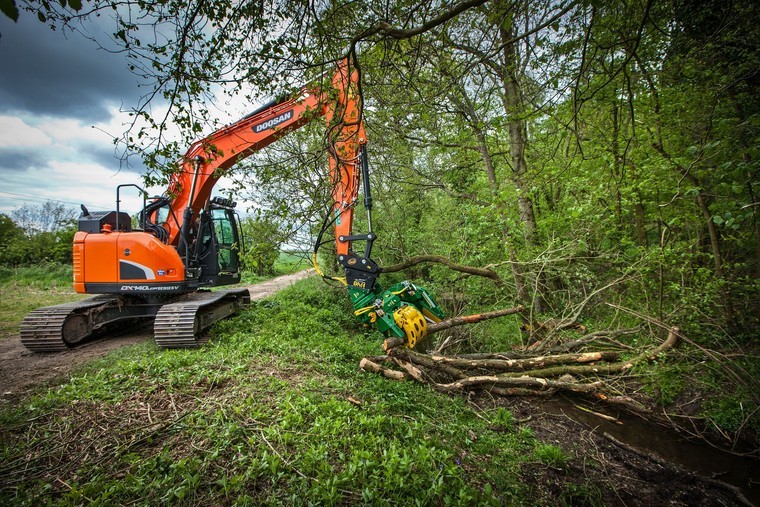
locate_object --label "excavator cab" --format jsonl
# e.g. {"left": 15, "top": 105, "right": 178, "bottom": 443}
{"left": 195, "top": 197, "right": 243, "bottom": 286}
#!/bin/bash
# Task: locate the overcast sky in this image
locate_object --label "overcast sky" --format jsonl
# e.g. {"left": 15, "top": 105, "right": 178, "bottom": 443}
{"left": 0, "top": 12, "right": 247, "bottom": 218}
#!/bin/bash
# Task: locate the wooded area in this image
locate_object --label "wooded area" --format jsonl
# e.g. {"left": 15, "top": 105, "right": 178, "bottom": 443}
{"left": 4, "top": 0, "right": 759, "bottom": 445}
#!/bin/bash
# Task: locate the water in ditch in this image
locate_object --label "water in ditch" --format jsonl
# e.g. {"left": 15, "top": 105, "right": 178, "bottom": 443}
{"left": 540, "top": 397, "right": 759, "bottom": 505}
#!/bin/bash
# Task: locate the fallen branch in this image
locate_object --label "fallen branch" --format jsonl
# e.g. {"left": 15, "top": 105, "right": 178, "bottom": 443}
{"left": 427, "top": 305, "right": 524, "bottom": 334}
{"left": 497, "top": 327, "right": 678, "bottom": 379}
{"left": 421, "top": 350, "right": 620, "bottom": 373}
{"left": 390, "top": 348, "right": 467, "bottom": 380}
{"left": 574, "top": 404, "right": 622, "bottom": 424}
{"left": 606, "top": 303, "right": 760, "bottom": 404}
{"left": 364, "top": 326, "right": 682, "bottom": 400}
{"left": 435, "top": 375, "right": 603, "bottom": 394}
{"left": 382, "top": 255, "right": 503, "bottom": 283}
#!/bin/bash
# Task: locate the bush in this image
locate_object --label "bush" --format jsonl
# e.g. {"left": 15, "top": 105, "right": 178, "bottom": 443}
{"left": 242, "top": 216, "right": 284, "bottom": 276}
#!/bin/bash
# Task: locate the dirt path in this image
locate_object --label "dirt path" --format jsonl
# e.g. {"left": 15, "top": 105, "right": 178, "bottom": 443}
{"left": 0, "top": 270, "right": 314, "bottom": 402}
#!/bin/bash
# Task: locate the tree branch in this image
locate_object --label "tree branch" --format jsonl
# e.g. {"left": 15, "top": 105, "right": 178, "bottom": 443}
{"left": 382, "top": 255, "right": 503, "bottom": 282}
{"left": 427, "top": 306, "right": 524, "bottom": 334}
{"left": 350, "top": 0, "right": 490, "bottom": 50}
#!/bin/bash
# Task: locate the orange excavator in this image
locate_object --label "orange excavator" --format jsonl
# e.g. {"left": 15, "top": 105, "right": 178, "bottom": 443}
{"left": 20, "top": 56, "right": 444, "bottom": 352}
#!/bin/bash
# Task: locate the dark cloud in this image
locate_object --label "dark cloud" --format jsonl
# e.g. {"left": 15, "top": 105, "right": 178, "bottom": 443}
{"left": 0, "top": 144, "right": 144, "bottom": 177}
{"left": 0, "top": 15, "right": 142, "bottom": 122}
{"left": 0, "top": 148, "right": 48, "bottom": 172}
{"left": 86, "top": 143, "right": 147, "bottom": 176}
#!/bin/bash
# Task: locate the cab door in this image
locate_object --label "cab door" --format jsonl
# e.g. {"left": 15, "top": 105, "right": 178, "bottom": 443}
{"left": 211, "top": 207, "right": 241, "bottom": 275}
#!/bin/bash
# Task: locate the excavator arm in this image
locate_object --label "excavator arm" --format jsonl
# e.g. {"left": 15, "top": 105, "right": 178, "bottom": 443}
{"left": 159, "top": 59, "right": 359, "bottom": 248}
{"left": 155, "top": 59, "right": 366, "bottom": 281}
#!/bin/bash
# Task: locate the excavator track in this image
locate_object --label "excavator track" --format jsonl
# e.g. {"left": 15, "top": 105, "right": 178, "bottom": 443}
{"left": 20, "top": 295, "right": 126, "bottom": 352}
{"left": 20, "top": 289, "right": 250, "bottom": 352}
{"left": 154, "top": 288, "right": 250, "bottom": 349}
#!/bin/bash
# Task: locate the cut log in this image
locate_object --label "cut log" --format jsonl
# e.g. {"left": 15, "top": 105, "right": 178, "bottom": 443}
{"left": 497, "top": 327, "right": 679, "bottom": 379}
{"left": 363, "top": 320, "right": 682, "bottom": 402}
{"left": 390, "top": 347, "right": 467, "bottom": 379}
{"left": 422, "top": 350, "right": 620, "bottom": 372}
{"left": 427, "top": 306, "right": 524, "bottom": 334}
{"left": 359, "top": 358, "right": 407, "bottom": 381}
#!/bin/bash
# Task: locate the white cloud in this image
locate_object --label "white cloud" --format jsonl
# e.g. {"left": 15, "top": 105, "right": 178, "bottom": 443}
{"left": 0, "top": 159, "right": 159, "bottom": 215}
{"left": 0, "top": 91, "right": 261, "bottom": 217}
{"left": 0, "top": 112, "right": 251, "bottom": 216}
{"left": 36, "top": 117, "right": 105, "bottom": 145}
{"left": 0, "top": 115, "right": 52, "bottom": 147}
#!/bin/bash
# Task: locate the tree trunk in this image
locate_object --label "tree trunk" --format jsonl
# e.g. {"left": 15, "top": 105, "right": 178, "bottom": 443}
{"left": 634, "top": 191, "right": 648, "bottom": 247}
{"left": 499, "top": 18, "right": 538, "bottom": 246}
{"left": 693, "top": 188, "right": 724, "bottom": 278}
{"left": 451, "top": 89, "right": 533, "bottom": 310}
{"left": 498, "top": 15, "right": 544, "bottom": 313}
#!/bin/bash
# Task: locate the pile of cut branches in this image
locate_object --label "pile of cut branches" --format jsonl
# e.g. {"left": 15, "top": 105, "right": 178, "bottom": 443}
{"left": 360, "top": 305, "right": 680, "bottom": 400}
{"left": 362, "top": 256, "right": 685, "bottom": 402}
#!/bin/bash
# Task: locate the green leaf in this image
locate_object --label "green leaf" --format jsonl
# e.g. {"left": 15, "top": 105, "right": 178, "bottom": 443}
{"left": 0, "top": 0, "right": 19, "bottom": 22}
{"left": 712, "top": 216, "right": 724, "bottom": 225}
{"left": 67, "top": 0, "right": 82, "bottom": 11}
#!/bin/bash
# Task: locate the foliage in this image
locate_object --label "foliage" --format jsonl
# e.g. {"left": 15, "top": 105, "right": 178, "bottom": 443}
{"left": 698, "top": 356, "right": 760, "bottom": 437}
{"left": 241, "top": 215, "right": 285, "bottom": 276}
{"left": 0, "top": 203, "right": 78, "bottom": 267}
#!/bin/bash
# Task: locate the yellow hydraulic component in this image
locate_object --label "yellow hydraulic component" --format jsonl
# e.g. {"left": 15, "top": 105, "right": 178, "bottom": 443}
{"left": 393, "top": 305, "right": 428, "bottom": 349}
{"left": 312, "top": 252, "right": 347, "bottom": 286}
{"left": 421, "top": 308, "right": 443, "bottom": 323}
{"left": 354, "top": 305, "right": 374, "bottom": 316}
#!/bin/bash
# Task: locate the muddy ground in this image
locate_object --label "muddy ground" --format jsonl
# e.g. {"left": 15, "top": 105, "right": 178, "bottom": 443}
{"left": 0, "top": 270, "right": 314, "bottom": 400}
{"left": 0, "top": 268, "right": 757, "bottom": 505}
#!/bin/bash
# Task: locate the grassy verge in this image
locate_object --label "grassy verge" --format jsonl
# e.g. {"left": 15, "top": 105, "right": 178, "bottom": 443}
{"left": 274, "top": 250, "right": 310, "bottom": 273}
{"left": 0, "top": 277, "right": 552, "bottom": 506}
{"left": 0, "top": 264, "right": 87, "bottom": 338}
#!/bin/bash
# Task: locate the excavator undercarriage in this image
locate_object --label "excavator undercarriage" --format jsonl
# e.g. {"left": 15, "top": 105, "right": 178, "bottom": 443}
{"left": 20, "top": 289, "right": 250, "bottom": 352}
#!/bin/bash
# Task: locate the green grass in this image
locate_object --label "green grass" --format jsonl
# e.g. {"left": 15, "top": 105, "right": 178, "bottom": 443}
{"left": 0, "top": 277, "right": 547, "bottom": 506}
{"left": 0, "top": 262, "right": 75, "bottom": 288}
{"left": 0, "top": 263, "right": 87, "bottom": 338}
{"left": 274, "top": 250, "right": 310, "bottom": 273}
{"left": 241, "top": 251, "right": 311, "bottom": 284}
